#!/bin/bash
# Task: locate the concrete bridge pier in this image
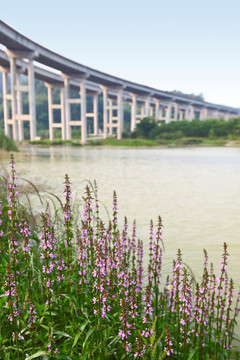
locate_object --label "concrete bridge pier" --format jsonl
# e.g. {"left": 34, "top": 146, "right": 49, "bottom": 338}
{"left": 80, "top": 79, "right": 87, "bottom": 144}
{"left": 45, "top": 83, "right": 66, "bottom": 141}
{"left": 140, "top": 103, "right": 145, "bottom": 119}
{"left": 223, "top": 112, "right": 230, "bottom": 121}
{"left": 62, "top": 75, "right": 87, "bottom": 144}
{"left": 144, "top": 97, "right": 151, "bottom": 117}
{"left": 154, "top": 99, "right": 160, "bottom": 120}
{"left": 63, "top": 76, "right": 71, "bottom": 140}
{"left": 213, "top": 109, "right": 220, "bottom": 119}
{"left": 179, "top": 110, "right": 184, "bottom": 120}
{"left": 136, "top": 96, "right": 152, "bottom": 121}
{"left": 173, "top": 102, "right": 179, "bottom": 121}
{"left": 0, "top": 66, "right": 10, "bottom": 138}
{"left": 85, "top": 92, "right": 99, "bottom": 136}
{"left": 130, "top": 93, "right": 137, "bottom": 132}
{"left": 8, "top": 54, "right": 18, "bottom": 140}
{"left": 200, "top": 107, "right": 208, "bottom": 120}
{"left": 108, "top": 99, "right": 114, "bottom": 136}
{"left": 102, "top": 86, "right": 108, "bottom": 139}
{"left": 93, "top": 94, "right": 98, "bottom": 136}
{"left": 117, "top": 89, "right": 124, "bottom": 140}
{"left": 5, "top": 50, "right": 37, "bottom": 141}
{"left": 166, "top": 103, "right": 172, "bottom": 123}
{"left": 101, "top": 86, "right": 124, "bottom": 140}
{"left": 185, "top": 105, "right": 195, "bottom": 121}
{"left": 28, "top": 57, "right": 37, "bottom": 141}
{"left": 149, "top": 105, "right": 154, "bottom": 117}
{"left": 16, "top": 71, "right": 24, "bottom": 141}
{"left": 159, "top": 105, "right": 165, "bottom": 121}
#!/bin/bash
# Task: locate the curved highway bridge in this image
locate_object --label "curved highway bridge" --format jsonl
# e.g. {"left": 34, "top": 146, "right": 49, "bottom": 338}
{"left": 0, "top": 20, "right": 239, "bottom": 143}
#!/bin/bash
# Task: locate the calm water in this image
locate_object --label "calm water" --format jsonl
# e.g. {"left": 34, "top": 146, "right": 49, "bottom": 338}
{"left": 1, "top": 145, "right": 240, "bottom": 285}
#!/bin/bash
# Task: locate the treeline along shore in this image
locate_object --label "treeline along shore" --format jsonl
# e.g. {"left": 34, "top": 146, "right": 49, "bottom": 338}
{"left": 25, "top": 117, "right": 240, "bottom": 148}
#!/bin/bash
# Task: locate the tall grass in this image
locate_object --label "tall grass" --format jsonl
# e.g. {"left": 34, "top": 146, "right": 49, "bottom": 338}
{"left": 0, "top": 131, "right": 18, "bottom": 152}
{"left": 0, "top": 155, "right": 239, "bottom": 359}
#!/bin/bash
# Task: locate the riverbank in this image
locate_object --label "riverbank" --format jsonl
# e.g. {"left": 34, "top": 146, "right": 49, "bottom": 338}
{"left": 28, "top": 137, "right": 240, "bottom": 148}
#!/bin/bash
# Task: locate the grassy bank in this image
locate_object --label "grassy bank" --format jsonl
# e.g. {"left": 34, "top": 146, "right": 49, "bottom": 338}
{"left": 29, "top": 139, "right": 75, "bottom": 146}
{"left": 27, "top": 137, "right": 240, "bottom": 148}
{"left": 88, "top": 137, "right": 240, "bottom": 147}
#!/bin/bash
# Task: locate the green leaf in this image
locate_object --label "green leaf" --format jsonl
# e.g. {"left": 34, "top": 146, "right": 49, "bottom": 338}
{"left": 187, "top": 346, "right": 199, "bottom": 360}
{"left": 79, "top": 322, "right": 88, "bottom": 332}
{"left": 43, "top": 311, "right": 57, "bottom": 316}
{"left": 25, "top": 351, "right": 46, "bottom": 360}
{"left": 40, "top": 324, "right": 49, "bottom": 331}
{"left": 108, "top": 335, "right": 120, "bottom": 348}
{"left": 72, "top": 332, "right": 81, "bottom": 348}
{"left": 82, "top": 327, "right": 95, "bottom": 351}
{"left": 54, "top": 330, "right": 72, "bottom": 339}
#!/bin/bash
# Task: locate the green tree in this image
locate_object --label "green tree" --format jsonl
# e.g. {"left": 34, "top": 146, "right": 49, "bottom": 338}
{"left": 135, "top": 117, "right": 159, "bottom": 139}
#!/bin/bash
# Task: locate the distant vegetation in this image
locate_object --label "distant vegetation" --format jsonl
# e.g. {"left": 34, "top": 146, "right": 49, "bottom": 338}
{"left": 0, "top": 131, "right": 18, "bottom": 151}
{"left": 126, "top": 117, "right": 240, "bottom": 143}
{"left": 29, "top": 117, "right": 240, "bottom": 148}
{"left": 170, "top": 90, "right": 205, "bottom": 101}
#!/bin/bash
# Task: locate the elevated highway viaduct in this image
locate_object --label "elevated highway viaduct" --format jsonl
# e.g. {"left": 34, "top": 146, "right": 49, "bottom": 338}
{"left": 0, "top": 20, "right": 239, "bottom": 143}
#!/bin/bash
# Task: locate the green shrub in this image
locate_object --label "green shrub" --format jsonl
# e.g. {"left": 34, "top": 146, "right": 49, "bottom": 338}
{"left": 0, "top": 131, "right": 18, "bottom": 151}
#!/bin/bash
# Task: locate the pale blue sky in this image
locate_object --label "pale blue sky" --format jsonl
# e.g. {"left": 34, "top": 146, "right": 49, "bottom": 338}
{"left": 1, "top": 0, "right": 240, "bottom": 107}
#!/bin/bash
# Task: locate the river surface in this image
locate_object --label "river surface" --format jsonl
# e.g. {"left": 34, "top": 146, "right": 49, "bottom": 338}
{"left": 1, "top": 145, "right": 240, "bottom": 287}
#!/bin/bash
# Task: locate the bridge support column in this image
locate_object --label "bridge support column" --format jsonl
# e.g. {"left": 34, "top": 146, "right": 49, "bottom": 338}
{"left": 159, "top": 106, "right": 165, "bottom": 120}
{"left": 117, "top": 89, "right": 123, "bottom": 140}
{"left": 130, "top": 94, "right": 137, "bottom": 132}
{"left": 144, "top": 97, "right": 150, "bottom": 117}
{"left": 213, "top": 109, "right": 220, "bottom": 119}
{"left": 61, "top": 87, "right": 66, "bottom": 140}
{"left": 108, "top": 99, "right": 113, "bottom": 136}
{"left": 185, "top": 105, "right": 195, "bottom": 121}
{"left": 166, "top": 103, "right": 172, "bottom": 123}
{"left": 93, "top": 94, "right": 98, "bottom": 136}
{"left": 85, "top": 93, "right": 99, "bottom": 136}
{"left": 101, "top": 86, "right": 124, "bottom": 139}
{"left": 16, "top": 72, "right": 24, "bottom": 141}
{"left": 6, "top": 50, "right": 37, "bottom": 141}
{"left": 62, "top": 75, "right": 87, "bottom": 144}
{"left": 154, "top": 99, "right": 160, "bottom": 120}
{"left": 46, "top": 83, "right": 66, "bottom": 141}
{"left": 140, "top": 103, "right": 145, "bottom": 119}
{"left": 223, "top": 112, "right": 230, "bottom": 121}
{"left": 0, "top": 67, "right": 10, "bottom": 137}
{"left": 102, "top": 87, "right": 108, "bottom": 139}
{"left": 47, "top": 86, "right": 54, "bottom": 141}
{"left": 9, "top": 55, "right": 18, "bottom": 140}
{"left": 63, "top": 77, "right": 71, "bottom": 140}
{"left": 28, "top": 58, "right": 37, "bottom": 141}
{"left": 150, "top": 106, "right": 154, "bottom": 117}
{"left": 80, "top": 79, "right": 87, "bottom": 144}
{"left": 179, "top": 110, "right": 184, "bottom": 120}
{"left": 173, "top": 102, "right": 179, "bottom": 121}
{"left": 200, "top": 108, "right": 208, "bottom": 120}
